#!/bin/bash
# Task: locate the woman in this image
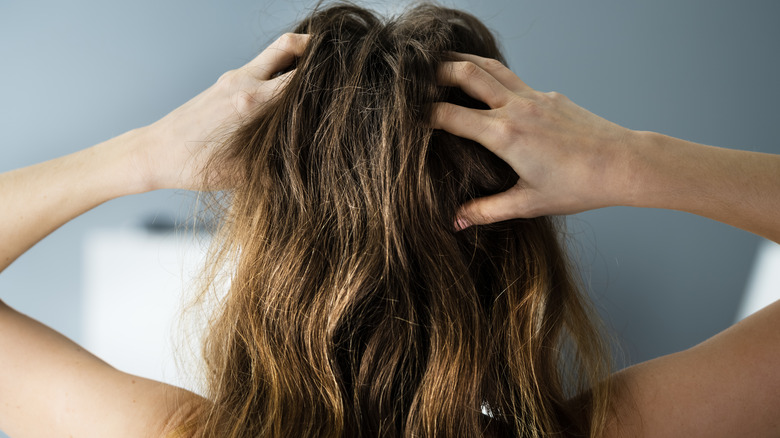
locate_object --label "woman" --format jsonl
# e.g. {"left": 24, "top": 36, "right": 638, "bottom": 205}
{"left": 1, "top": 3, "right": 778, "bottom": 437}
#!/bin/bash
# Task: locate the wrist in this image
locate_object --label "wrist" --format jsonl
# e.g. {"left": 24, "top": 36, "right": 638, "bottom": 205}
{"left": 621, "top": 129, "right": 709, "bottom": 211}
{"left": 96, "top": 127, "right": 159, "bottom": 195}
{"left": 619, "top": 129, "right": 662, "bottom": 209}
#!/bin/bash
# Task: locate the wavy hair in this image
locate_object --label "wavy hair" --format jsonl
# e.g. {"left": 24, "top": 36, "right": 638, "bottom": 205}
{"left": 194, "top": 3, "right": 613, "bottom": 437}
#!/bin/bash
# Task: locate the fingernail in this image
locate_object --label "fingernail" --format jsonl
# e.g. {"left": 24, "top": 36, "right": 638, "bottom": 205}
{"left": 454, "top": 216, "right": 471, "bottom": 231}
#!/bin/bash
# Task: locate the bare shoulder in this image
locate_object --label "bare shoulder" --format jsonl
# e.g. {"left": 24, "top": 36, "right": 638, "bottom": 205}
{"left": 158, "top": 390, "right": 208, "bottom": 438}
{"left": 93, "top": 373, "right": 207, "bottom": 438}
{"left": 604, "top": 300, "right": 780, "bottom": 437}
{"left": 0, "top": 300, "right": 206, "bottom": 437}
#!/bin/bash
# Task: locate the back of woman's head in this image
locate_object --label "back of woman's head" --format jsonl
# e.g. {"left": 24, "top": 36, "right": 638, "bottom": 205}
{"left": 198, "top": 3, "right": 612, "bottom": 437}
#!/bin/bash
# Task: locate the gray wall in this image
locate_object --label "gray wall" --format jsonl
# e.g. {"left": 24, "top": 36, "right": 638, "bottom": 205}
{"left": 1, "top": 1, "right": 778, "bottom": 434}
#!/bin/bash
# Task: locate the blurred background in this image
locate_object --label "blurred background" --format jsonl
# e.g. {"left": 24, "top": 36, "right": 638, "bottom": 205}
{"left": 1, "top": 1, "right": 779, "bottom": 434}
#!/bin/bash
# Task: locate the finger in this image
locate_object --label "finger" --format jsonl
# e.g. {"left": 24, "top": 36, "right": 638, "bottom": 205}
{"left": 446, "top": 52, "right": 532, "bottom": 93}
{"left": 454, "top": 189, "right": 530, "bottom": 230}
{"left": 437, "top": 61, "right": 510, "bottom": 108}
{"left": 431, "top": 102, "right": 505, "bottom": 149}
{"left": 247, "top": 33, "right": 310, "bottom": 80}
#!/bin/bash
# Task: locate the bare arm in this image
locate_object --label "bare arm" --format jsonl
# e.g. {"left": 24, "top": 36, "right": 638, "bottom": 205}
{"left": 0, "top": 33, "right": 309, "bottom": 437}
{"left": 603, "top": 135, "right": 780, "bottom": 436}
{"left": 625, "top": 130, "right": 780, "bottom": 243}
{"left": 0, "top": 298, "right": 200, "bottom": 438}
{"left": 0, "top": 122, "right": 206, "bottom": 438}
{"left": 612, "top": 133, "right": 780, "bottom": 436}
{"left": 433, "top": 53, "right": 780, "bottom": 244}
{"left": 0, "top": 131, "right": 146, "bottom": 274}
{"left": 1, "top": 32, "right": 309, "bottom": 273}
{"left": 433, "top": 53, "right": 780, "bottom": 437}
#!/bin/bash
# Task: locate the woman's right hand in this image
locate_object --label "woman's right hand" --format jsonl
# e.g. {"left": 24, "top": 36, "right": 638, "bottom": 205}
{"left": 433, "top": 53, "right": 638, "bottom": 229}
{"left": 136, "top": 33, "right": 309, "bottom": 192}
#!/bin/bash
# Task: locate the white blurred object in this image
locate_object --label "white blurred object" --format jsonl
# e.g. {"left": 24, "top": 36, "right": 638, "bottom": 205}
{"left": 735, "top": 239, "right": 780, "bottom": 322}
{"left": 82, "top": 227, "right": 212, "bottom": 393}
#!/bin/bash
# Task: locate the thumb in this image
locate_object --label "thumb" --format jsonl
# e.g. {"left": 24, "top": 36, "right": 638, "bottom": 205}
{"left": 454, "top": 187, "right": 528, "bottom": 231}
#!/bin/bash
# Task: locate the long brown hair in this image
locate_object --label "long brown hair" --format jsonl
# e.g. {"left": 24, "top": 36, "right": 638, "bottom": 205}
{"left": 194, "top": 2, "right": 613, "bottom": 436}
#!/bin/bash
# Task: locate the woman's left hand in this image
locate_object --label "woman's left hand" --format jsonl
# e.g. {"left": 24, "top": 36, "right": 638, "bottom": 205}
{"left": 135, "top": 33, "right": 309, "bottom": 191}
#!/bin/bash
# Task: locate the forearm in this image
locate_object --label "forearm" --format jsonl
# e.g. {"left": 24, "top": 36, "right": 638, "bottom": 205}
{"left": 0, "top": 128, "right": 150, "bottom": 273}
{"left": 625, "top": 131, "right": 780, "bottom": 243}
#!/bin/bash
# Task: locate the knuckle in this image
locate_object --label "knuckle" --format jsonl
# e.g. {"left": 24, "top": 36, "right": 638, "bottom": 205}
{"left": 480, "top": 110, "right": 522, "bottom": 153}
{"left": 482, "top": 57, "right": 505, "bottom": 72}
{"left": 216, "top": 69, "right": 237, "bottom": 87}
{"left": 494, "top": 117, "right": 515, "bottom": 140}
{"left": 235, "top": 90, "right": 258, "bottom": 114}
{"left": 516, "top": 96, "right": 541, "bottom": 116}
{"left": 275, "top": 32, "right": 295, "bottom": 49}
{"left": 544, "top": 90, "right": 568, "bottom": 102}
{"left": 457, "top": 61, "right": 481, "bottom": 78}
{"left": 489, "top": 117, "right": 517, "bottom": 152}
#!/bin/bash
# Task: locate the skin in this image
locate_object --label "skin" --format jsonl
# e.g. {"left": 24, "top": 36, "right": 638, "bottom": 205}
{"left": 434, "top": 53, "right": 780, "bottom": 437}
{"left": 0, "top": 33, "right": 308, "bottom": 438}
{"left": 436, "top": 53, "right": 780, "bottom": 244}
{"left": 0, "top": 35, "right": 778, "bottom": 436}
